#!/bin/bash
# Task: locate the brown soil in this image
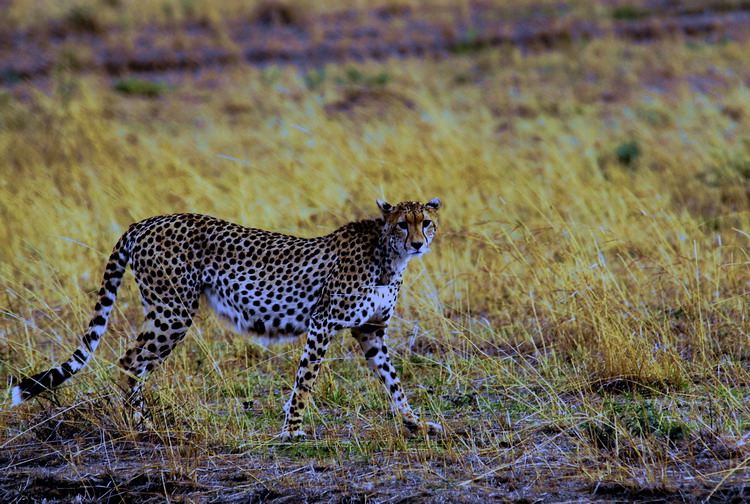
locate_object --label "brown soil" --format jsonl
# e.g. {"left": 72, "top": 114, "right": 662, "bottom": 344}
{"left": 1, "top": 432, "right": 743, "bottom": 504}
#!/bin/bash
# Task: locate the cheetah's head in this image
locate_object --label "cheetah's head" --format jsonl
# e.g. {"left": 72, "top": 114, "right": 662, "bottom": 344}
{"left": 377, "top": 198, "right": 442, "bottom": 258}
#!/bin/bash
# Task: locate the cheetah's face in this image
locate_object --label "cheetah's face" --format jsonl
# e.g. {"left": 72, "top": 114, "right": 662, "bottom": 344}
{"left": 377, "top": 198, "right": 442, "bottom": 258}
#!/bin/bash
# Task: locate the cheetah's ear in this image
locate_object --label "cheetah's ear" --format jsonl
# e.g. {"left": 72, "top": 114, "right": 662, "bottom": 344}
{"left": 377, "top": 199, "right": 394, "bottom": 215}
{"left": 425, "top": 198, "right": 442, "bottom": 210}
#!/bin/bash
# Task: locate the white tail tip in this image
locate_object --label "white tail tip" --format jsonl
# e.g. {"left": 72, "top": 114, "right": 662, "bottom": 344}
{"left": 10, "top": 385, "right": 22, "bottom": 406}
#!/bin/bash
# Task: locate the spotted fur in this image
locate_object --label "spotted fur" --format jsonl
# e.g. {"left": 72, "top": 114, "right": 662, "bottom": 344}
{"left": 11, "top": 199, "right": 443, "bottom": 439}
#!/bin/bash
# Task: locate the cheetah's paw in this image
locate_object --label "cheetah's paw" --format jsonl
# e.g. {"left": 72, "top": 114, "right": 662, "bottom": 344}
{"left": 279, "top": 430, "right": 307, "bottom": 442}
{"left": 404, "top": 419, "right": 444, "bottom": 437}
{"left": 424, "top": 421, "right": 444, "bottom": 436}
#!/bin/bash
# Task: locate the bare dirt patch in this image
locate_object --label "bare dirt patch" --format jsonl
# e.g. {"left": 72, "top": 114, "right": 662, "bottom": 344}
{"left": 2, "top": 394, "right": 748, "bottom": 503}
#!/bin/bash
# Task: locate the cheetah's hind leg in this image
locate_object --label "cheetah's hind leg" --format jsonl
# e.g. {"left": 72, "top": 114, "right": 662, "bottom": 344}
{"left": 116, "top": 300, "right": 196, "bottom": 419}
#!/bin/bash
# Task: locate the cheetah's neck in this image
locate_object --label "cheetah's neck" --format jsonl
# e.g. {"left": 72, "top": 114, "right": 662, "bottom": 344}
{"left": 376, "top": 233, "right": 411, "bottom": 286}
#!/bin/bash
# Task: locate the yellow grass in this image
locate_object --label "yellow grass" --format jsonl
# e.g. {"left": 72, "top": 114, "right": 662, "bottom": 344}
{"left": 1, "top": 26, "right": 749, "bottom": 501}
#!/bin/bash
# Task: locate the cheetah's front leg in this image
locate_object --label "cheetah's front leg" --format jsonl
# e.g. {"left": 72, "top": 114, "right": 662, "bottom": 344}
{"left": 281, "top": 320, "right": 331, "bottom": 441}
{"left": 351, "top": 325, "right": 443, "bottom": 436}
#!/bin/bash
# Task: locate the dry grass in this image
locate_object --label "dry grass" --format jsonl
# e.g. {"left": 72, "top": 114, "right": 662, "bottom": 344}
{"left": 1, "top": 9, "right": 750, "bottom": 502}
{"left": 1, "top": 0, "right": 617, "bottom": 33}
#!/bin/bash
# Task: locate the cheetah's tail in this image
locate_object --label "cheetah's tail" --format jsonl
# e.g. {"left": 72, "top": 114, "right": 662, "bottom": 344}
{"left": 11, "top": 228, "right": 134, "bottom": 406}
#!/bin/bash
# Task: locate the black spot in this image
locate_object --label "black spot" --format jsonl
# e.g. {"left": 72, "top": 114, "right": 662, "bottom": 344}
{"left": 82, "top": 333, "right": 96, "bottom": 349}
{"left": 92, "top": 315, "right": 106, "bottom": 326}
{"left": 253, "top": 320, "right": 266, "bottom": 334}
{"left": 359, "top": 323, "right": 380, "bottom": 333}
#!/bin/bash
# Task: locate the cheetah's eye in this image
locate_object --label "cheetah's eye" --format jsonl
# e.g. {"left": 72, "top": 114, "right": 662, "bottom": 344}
{"left": 397, "top": 221, "right": 409, "bottom": 230}
{"left": 422, "top": 220, "right": 432, "bottom": 228}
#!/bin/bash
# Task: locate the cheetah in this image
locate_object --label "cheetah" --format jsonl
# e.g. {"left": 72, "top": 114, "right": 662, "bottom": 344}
{"left": 11, "top": 198, "right": 443, "bottom": 439}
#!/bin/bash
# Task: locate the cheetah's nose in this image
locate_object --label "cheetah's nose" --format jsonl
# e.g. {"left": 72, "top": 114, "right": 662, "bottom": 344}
{"left": 412, "top": 242, "right": 423, "bottom": 250}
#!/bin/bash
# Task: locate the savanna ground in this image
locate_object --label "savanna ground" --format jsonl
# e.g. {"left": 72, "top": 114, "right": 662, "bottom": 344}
{"left": 1, "top": 0, "right": 750, "bottom": 502}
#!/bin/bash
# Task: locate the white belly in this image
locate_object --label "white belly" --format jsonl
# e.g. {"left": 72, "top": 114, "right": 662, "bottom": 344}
{"left": 203, "top": 287, "right": 312, "bottom": 344}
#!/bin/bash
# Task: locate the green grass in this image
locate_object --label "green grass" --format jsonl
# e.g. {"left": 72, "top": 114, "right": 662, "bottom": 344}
{"left": 113, "top": 78, "right": 169, "bottom": 97}
{"left": 1, "top": 14, "right": 750, "bottom": 503}
{"left": 611, "top": 5, "right": 651, "bottom": 21}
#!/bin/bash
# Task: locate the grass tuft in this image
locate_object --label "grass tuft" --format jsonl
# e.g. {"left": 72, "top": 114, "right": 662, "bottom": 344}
{"left": 113, "top": 78, "right": 169, "bottom": 97}
{"left": 614, "top": 139, "right": 641, "bottom": 167}
{"left": 612, "top": 5, "right": 651, "bottom": 21}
